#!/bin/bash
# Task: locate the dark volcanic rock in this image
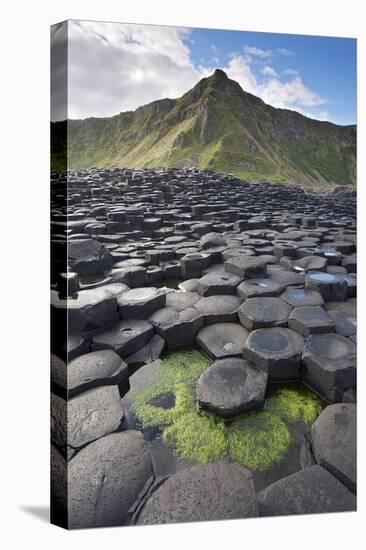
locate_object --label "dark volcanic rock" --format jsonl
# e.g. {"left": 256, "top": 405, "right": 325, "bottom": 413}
{"left": 92, "top": 319, "right": 154, "bottom": 357}
{"left": 118, "top": 287, "right": 166, "bottom": 319}
{"left": 242, "top": 327, "right": 304, "bottom": 381}
{"left": 135, "top": 463, "right": 258, "bottom": 525}
{"left": 238, "top": 297, "right": 292, "bottom": 330}
{"left": 196, "top": 322, "right": 249, "bottom": 359}
{"left": 68, "top": 431, "right": 153, "bottom": 528}
{"left": 258, "top": 465, "right": 356, "bottom": 516}
{"left": 288, "top": 305, "right": 334, "bottom": 336}
{"left": 302, "top": 333, "right": 356, "bottom": 402}
{"left": 311, "top": 403, "right": 356, "bottom": 493}
{"left": 194, "top": 295, "right": 242, "bottom": 325}
{"left": 67, "top": 350, "right": 129, "bottom": 397}
{"left": 67, "top": 385, "right": 124, "bottom": 450}
{"left": 196, "top": 357, "right": 267, "bottom": 417}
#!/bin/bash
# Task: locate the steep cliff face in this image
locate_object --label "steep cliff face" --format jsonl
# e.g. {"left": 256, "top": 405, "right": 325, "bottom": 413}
{"left": 51, "top": 69, "right": 356, "bottom": 185}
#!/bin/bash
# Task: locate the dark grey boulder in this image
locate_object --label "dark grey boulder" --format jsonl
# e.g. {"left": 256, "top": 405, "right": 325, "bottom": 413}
{"left": 270, "top": 270, "right": 305, "bottom": 286}
{"left": 224, "top": 256, "right": 267, "bottom": 279}
{"left": 67, "top": 385, "right": 124, "bottom": 450}
{"left": 181, "top": 252, "right": 212, "bottom": 278}
{"left": 149, "top": 307, "right": 204, "bottom": 347}
{"left": 165, "top": 290, "right": 200, "bottom": 311}
{"left": 280, "top": 287, "right": 324, "bottom": 307}
{"left": 200, "top": 232, "right": 226, "bottom": 249}
{"left": 135, "top": 463, "right": 258, "bottom": 525}
{"left": 68, "top": 238, "right": 113, "bottom": 275}
{"left": 92, "top": 320, "right": 154, "bottom": 357}
{"left": 118, "top": 287, "right": 166, "bottom": 319}
{"left": 324, "top": 300, "right": 357, "bottom": 317}
{"left": 198, "top": 271, "right": 242, "bottom": 296}
{"left": 125, "top": 334, "right": 165, "bottom": 366}
{"left": 51, "top": 288, "right": 119, "bottom": 335}
{"left": 327, "top": 310, "right": 357, "bottom": 337}
{"left": 238, "top": 297, "right": 292, "bottom": 330}
{"left": 196, "top": 358, "right": 267, "bottom": 417}
{"left": 288, "top": 305, "right": 334, "bottom": 336}
{"left": 196, "top": 322, "right": 249, "bottom": 359}
{"left": 178, "top": 278, "right": 200, "bottom": 292}
{"left": 305, "top": 272, "right": 348, "bottom": 302}
{"left": 258, "top": 465, "right": 356, "bottom": 516}
{"left": 302, "top": 334, "right": 356, "bottom": 402}
{"left": 292, "top": 255, "right": 328, "bottom": 272}
{"left": 236, "top": 278, "right": 284, "bottom": 300}
{"left": 242, "top": 327, "right": 304, "bottom": 381}
{"left": 311, "top": 404, "right": 356, "bottom": 493}
{"left": 68, "top": 431, "right": 153, "bottom": 528}
{"left": 67, "top": 350, "right": 129, "bottom": 397}
{"left": 194, "top": 295, "right": 242, "bottom": 325}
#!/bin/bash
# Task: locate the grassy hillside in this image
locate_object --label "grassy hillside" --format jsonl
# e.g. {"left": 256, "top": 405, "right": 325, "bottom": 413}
{"left": 51, "top": 69, "right": 356, "bottom": 185}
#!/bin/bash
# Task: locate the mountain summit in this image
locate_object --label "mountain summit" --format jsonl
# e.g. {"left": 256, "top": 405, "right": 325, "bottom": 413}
{"left": 52, "top": 70, "right": 356, "bottom": 185}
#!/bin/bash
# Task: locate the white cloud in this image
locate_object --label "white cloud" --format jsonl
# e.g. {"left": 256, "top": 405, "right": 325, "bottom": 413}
{"left": 223, "top": 55, "right": 258, "bottom": 95}
{"left": 65, "top": 20, "right": 209, "bottom": 119}
{"left": 282, "top": 68, "right": 299, "bottom": 76}
{"left": 261, "top": 65, "right": 278, "bottom": 77}
{"left": 260, "top": 76, "right": 327, "bottom": 108}
{"left": 277, "top": 48, "right": 294, "bottom": 56}
{"left": 244, "top": 46, "right": 272, "bottom": 58}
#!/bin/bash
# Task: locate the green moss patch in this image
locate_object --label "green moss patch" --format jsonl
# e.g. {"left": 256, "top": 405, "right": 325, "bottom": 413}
{"left": 130, "top": 350, "right": 324, "bottom": 471}
{"left": 228, "top": 412, "right": 292, "bottom": 471}
{"left": 266, "top": 385, "right": 323, "bottom": 424}
{"left": 164, "top": 411, "right": 227, "bottom": 463}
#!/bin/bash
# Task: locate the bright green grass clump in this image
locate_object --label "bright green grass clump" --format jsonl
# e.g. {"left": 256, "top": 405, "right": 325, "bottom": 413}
{"left": 228, "top": 411, "right": 292, "bottom": 471}
{"left": 164, "top": 411, "right": 227, "bottom": 463}
{"left": 266, "top": 386, "right": 323, "bottom": 424}
{"left": 130, "top": 349, "right": 324, "bottom": 471}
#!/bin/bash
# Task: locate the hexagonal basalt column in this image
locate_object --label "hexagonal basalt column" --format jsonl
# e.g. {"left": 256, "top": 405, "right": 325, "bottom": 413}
{"left": 236, "top": 278, "right": 284, "bottom": 300}
{"left": 181, "top": 252, "right": 212, "bottom": 279}
{"left": 311, "top": 404, "right": 356, "bottom": 493}
{"left": 194, "top": 295, "right": 242, "bottom": 325}
{"left": 305, "top": 272, "right": 348, "bottom": 302}
{"left": 118, "top": 287, "right": 166, "bottom": 319}
{"left": 149, "top": 307, "right": 204, "bottom": 348}
{"left": 197, "top": 271, "right": 242, "bottom": 296}
{"left": 196, "top": 357, "right": 267, "bottom": 417}
{"left": 288, "top": 306, "right": 334, "bottom": 336}
{"left": 224, "top": 256, "right": 267, "bottom": 279}
{"left": 302, "top": 333, "right": 356, "bottom": 402}
{"left": 196, "top": 322, "right": 249, "bottom": 359}
{"left": 280, "top": 287, "right": 324, "bottom": 307}
{"left": 238, "top": 297, "right": 292, "bottom": 330}
{"left": 91, "top": 320, "right": 154, "bottom": 357}
{"left": 258, "top": 465, "right": 356, "bottom": 516}
{"left": 242, "top": 327, "right": 304, "bottom": 381}
{"left": 134, "top": 463, "right": 258, "bottom": 525}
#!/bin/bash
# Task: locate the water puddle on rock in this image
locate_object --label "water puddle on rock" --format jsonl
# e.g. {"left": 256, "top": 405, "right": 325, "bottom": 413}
{"left": 121, "top": 349, "right": 325, "bottom": 490}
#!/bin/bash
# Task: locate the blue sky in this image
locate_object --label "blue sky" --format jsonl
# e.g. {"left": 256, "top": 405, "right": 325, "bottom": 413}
{"left": 61, "top": 21, "right": 356, "bottom": 124}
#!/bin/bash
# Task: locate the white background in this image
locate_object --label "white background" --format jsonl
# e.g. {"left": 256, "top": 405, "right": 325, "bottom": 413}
{"left": 1, "top": 1, "right": 364, "bottom": 548}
